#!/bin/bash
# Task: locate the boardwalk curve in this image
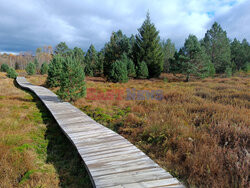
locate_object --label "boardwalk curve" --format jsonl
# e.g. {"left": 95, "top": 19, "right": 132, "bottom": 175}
{"left": 16, "top": 77, "right": 184, "bottom": 188}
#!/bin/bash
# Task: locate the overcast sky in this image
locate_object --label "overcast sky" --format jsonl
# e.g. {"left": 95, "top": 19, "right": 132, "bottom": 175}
{"left": 0, "top": 0, "right": 249, "bottom": 53}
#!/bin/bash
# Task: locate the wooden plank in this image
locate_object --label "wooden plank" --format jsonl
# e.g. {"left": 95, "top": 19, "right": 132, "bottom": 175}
{"left": 94, "top": 168, "right": 173, "bottom": 187}
{"left": 108, "top": 178, "right": 184, "bottom": 188}
{"left": 16, "top": 77, "right": 184, "bottom": 188}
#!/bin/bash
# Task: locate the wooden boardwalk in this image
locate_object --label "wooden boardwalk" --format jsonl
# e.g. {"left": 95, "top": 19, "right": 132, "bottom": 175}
{"left": 16, "top": 77, "right": 184, "bottom": 188}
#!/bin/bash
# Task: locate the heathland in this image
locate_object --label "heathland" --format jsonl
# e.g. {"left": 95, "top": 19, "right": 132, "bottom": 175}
{"left": 1, "top": 12, "right": 250, "bottom": 188}
{"left": 25, "top": 72, "right": 250, "bottom": 187}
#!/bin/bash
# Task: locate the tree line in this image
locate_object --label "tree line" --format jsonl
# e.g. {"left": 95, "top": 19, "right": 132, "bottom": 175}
{"left": 47, "top": 13, "right": 249, "bottom": 84}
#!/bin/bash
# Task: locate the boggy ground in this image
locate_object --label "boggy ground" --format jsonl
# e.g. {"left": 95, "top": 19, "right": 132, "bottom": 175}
{"left": 0, "top": 72, "right": 92, "bottom": 188}
{"left": 28, "top": 73, "right": 250, "bottom": 188}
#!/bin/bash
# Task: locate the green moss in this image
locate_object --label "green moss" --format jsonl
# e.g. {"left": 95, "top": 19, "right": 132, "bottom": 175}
{"left": 19, "top": 170, "right": 37, "bottom": 185}
{"left": 32, "top": 111, "right": 43, "bottom": 124}
{"left": 13, "top": 144, "right": 33, "bottom": 152}
{"left": 80, "top": 106, "right": 131, "bottom": 132}
{"left": 21, "top": 105, "right": 29, "bottom": 109}
{"left": 0, "top": 95, "right": 6, "bottom": 99}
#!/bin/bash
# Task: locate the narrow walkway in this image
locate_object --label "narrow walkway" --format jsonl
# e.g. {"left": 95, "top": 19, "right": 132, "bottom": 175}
{"left": 16, "top": 77, "right": 184, "bottom": 188}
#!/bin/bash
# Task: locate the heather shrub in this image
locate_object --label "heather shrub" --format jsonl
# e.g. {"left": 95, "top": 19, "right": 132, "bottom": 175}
{"left": 77, "top": 75, "right": 249, "bottom": 188}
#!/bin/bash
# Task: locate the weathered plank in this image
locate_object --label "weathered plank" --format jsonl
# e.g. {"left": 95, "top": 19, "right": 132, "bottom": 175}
{"left": 16, "top": 77, "right": 184, "bottom": 188}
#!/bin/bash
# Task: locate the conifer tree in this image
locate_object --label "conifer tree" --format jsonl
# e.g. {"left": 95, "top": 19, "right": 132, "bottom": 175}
{"left": 169, "top": 50, "right": 185, "bottom": 75}
{"left": 85, "top": 44, "right": 98, "bottom": 76}
{"left": 231, "top": 38, "right": 244, "bottom": 70}
{"left": 103, "top": 30, "right": 132, "bottom": 76}
{"left": 121, "top": 54, "right": 136, "bottom": 77}
{"left": 202, "top": 22, "right": 231, "bottom": 73}
{"left": 25, "top": 62, "right": 36, "bottom": 75}
{"left": 182, "top": 35, "right": 211, "bottom": 81}
{"left": 127, "top": 59, "right": 136, "bottom": 77}
{"left": 133, "top": 12, "right": 163, "bottom": 78}
{"left": 161, "top": 39, "right": 176, "bottom": 72}
{"left": 97, "top": 51, "right": 104, "bottom": 75}
{"left": 54, "top": 42, "right": 70, "bottom": 56}
{"left": 108, "top": 60, "right": 128, "bottom": 83}
{"left": 72, "top": 47, "right": 85, "bottom": 65}
{"left": 7, "top": 68, "right": 18, "bottom": 79}
{"left": 34, "top": 58, "right": 39, "bottom": 72}
{"left": 1, "top": 64, "right": 9, "bottom": 72}
{"left": 241, "top": 39, "right": 250, "bottom": 71}
{"left": 46, "top": 54, "right": 64, "bottom": 87}
{"left": 41, "top": 62, "right": 49, "bottom": 75}
{"left": 136, "top": 61, "right": 148, "bottom": 79}
{"left": 57, "top": 57, "right": 86, "bottom": 102}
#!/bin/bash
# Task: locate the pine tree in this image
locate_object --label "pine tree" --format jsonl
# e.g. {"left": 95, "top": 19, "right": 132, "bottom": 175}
{"left": 203, "top": 62, "right": 216, "bottom": 78}
{"left": 108, "top": 60, "right": 128, "bottom": 83}
{"left": 243, "top": 62, "right": 250, "bottom": 72}
{"left": 202, "top": 22, "right": 231, "bottom": 73}
{"left": 97, "top": 51, "right": 104, "bottom": 76}
{"left": 72, "top": 47, "right": 85, "bottom": 65}
{"left": 161, "top": 39, "right": 176, "bottom": 73}
{"left": 121, "top": 54, "right": 136, "bottom": 77}
{"left": 54, "top": 42, "right": 70, "bottom": 56}
{"left": 103, "top": 30, "right": 132, "bottom": 77}
{"left": 7, "top": 67, "right": 18, "bottom": 79}
{"left": 85, "top": 44, "right": 98, "bottom": 76}
{"left": 1, "top": 64, "right": 9, "bottom": 72}
{"left": 225, "top": 66, "right": 232, "bottom": 77}
{"left": 231, "top": 38, "right": 244, "bottom": 70}
{"left": 25, "top": 62, "right": 36, "bottom": 75}
{"left": 133, "top": 12, "right": 163, "bottom": 78}
{"left": 127, "top": 59, "right": 136, "bottom": 78}
{"left": 136, "top": 61, "right": 148, "bottom": 79}
{"left": 34, "top": 58, "right": 39, "bottom": 72}
{"left": 57, "top": 57, "right": 86, "bottom": 102}
{"left": 241, "top": 39, "right": 250, "bottom": 71}
{"left": 41, "top": 62, "right": 49, "bottom": 75}
{"left": 169, "top": 51, "right": 183, "bottom": 75}
{"left": 46, "top": 54, "right": 64, "bottom": 87}
{"left": 182, "top": 35, "right": 212, "bottom": 81}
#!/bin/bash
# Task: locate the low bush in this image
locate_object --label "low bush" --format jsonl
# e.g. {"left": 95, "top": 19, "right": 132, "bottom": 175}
{"left": 7, "top": 68, "right": 18, "bottom": 79}
{"left": 25, "top": 62, "right": 36, "bottom": 75}
{"left": 1, "top": 64, "right": 9, "bottom": 72}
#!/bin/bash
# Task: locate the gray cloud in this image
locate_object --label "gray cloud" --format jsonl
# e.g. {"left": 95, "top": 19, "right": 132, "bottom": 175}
{"left": 212, "top": 0, "right": 250, "bottom": 42}
{"left": 0, "top": 0, "right": 249, "bottom": 53}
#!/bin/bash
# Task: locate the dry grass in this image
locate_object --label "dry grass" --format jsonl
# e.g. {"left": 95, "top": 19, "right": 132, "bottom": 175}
{"left": 28, "top": 73, "right": 250, "bottom": 187}
{"left": 0, "top": 72, "right": 91, "bottom": 188}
